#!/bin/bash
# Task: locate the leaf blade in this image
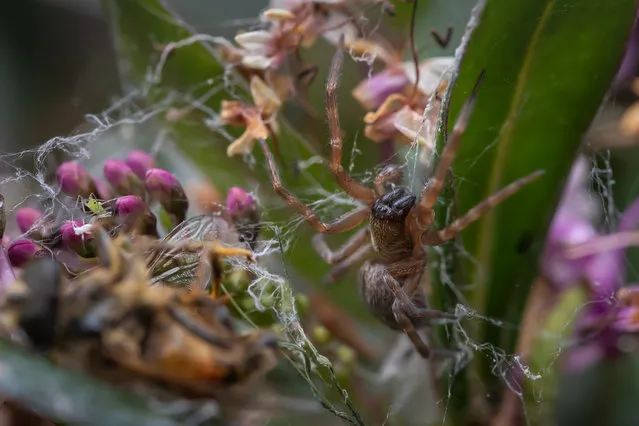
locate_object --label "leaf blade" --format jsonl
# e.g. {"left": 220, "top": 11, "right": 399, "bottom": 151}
{"left": 431, "top": 0, "right": 637, "bottom": 403}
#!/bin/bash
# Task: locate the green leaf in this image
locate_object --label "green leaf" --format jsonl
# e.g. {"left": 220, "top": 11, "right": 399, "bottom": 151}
{"left": 430, "top": 0, "right": 637, "bottom": 412}
{"left": 0, "top": 340, "right": 179, "bottom": 425}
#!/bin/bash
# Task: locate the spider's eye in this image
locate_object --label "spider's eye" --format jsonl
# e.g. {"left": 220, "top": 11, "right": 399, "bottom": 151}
{"left": 372, "top": 187, "right": 416, "bottom": 220}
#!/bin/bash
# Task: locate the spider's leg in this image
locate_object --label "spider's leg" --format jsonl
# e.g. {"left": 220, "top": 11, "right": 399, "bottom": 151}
{"left": 313, "top": 227, "right": 369, "bottom": 264}
{"left": 415, "top": 71, "right": 484, "bottom": 228}
{"left": 392, "top": 299, "right": 431, "bottom": 358}
{"left": 324, "top": 243, "right": 373, "bottom": 285}
{"left": 384, "top": 261, "right": 457, "bottom": 322}
{"left": 259, "top": 138, "right": 369, "bottom": 234}
{"left": 374, "top": 164, "right": 404, "bottom": 196}
{"left": 422, "top": 170, "right": 543, "bottom": 246}
{"left": 326, "top": 39, "right": 376, "bottom": 205}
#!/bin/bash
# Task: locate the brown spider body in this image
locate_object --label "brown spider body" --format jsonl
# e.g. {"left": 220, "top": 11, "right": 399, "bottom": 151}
{"left": 259, "top": 42, "right": 543, "bottom": 358}
{"left": 369, "top": 188, "right": 416, "bottom": 259}
{"left": 362, "top": 187, "right": 425, "bottom": 330}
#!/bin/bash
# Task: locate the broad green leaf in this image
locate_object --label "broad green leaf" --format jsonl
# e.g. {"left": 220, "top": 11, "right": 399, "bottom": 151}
{"left": 0, "top": 340, "right": 180, "bottom": 426}
{"left": 429, "top": 0, "right": 637, "bottom": 414}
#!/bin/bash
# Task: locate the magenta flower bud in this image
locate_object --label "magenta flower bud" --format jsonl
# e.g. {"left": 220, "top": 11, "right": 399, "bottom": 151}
{"left": 226, "top": 187, "right": 255, "bottom": 215}
{"left": 61, "top": 221, "right": 95, "bottom": 257}
{"left": 226, "top": 187, "right": 260, "bottom": 249}
{"left": 56, "top": 161, "right": 97, "bottom": 199}
{"left": 126, "top": 150, "right": 155, "bottom": 180}
{"left": 103, "top": 159, "right": 143, "bottom": 196}
{"left": 7, "top": 239, "right": 44, "bottom": 268}
{"left": 15, "top": 207, "right": 42, "bottom": 234}
{"left": 115, "top": 195, "right": 158, "bottom": 237}
{"left": 115, "top": 195, "right": 145, "bottom": 215}
{"left": 145, "top": 168, "right": 188, "bottom": 223}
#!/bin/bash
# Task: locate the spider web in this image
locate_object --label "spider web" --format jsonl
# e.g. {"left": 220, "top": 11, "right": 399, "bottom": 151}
{"left": 0, "top": 1, "right": 625, "bottom": 426}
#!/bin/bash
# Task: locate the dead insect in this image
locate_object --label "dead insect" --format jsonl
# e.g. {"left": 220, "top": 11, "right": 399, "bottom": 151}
{"left": 259, "top": 45, "right": 543, "bottom": 358}
{"left": 0, "top": 229, "right": 278, "bottom": 402}
{"left": 146, "top": 212, "right": 259, "bottom": 289}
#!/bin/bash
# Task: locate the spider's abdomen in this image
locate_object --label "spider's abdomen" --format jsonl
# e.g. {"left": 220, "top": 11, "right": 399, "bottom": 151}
{"left": 358, "top": 260, "right": 428, "bottom": 330}
{"left": 370, "top": 187, "right": 416, "bottom": 260}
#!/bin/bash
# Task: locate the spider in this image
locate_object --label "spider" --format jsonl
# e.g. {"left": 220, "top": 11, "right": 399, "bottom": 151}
{"left": 258, "top": 44, "right": 543, "bottom": 359}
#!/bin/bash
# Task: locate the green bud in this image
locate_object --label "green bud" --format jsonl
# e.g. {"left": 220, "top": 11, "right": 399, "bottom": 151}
{"left": 336, "top": 345, "right": 357, "bottom": 366}
{"left": 295, "top": 294, "right": 309, "bottom": 316}
{"left": 312, "top": 325, "right": 331, "bottom": 344}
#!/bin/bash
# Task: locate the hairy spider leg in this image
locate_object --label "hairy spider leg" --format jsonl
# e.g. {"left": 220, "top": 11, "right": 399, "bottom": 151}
{"left": 312, "top": 227, "right": 370, "bottom": 265}
{"left": 416, "top": 71, "right": 485, "bottom": 227}
{"left": 259, "top": 138, "right": 369, "bottom": 234}
{"left": 423, "top": 170, "right": 544, "bottom": 246}
{"left": 313, "top": 227, "right": 374, "bottom": 284}
{"left": 326, "top": 37, "right": 377, "bottom": 205}
{"left": 365, "top": 261, "right": 456, "bottom": 358}
{"left": 374, "top": 164, "right": 404, "bottom": 196}
{"left": 324, "top": 243, "right": 374, "bottom": 285}
{"left": 415, "top": 70, "right": 543, "bottom": 245}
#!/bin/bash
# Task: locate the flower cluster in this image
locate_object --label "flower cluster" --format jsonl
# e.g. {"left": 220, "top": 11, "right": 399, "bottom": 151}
{"left": 541, "top": 155, "right": 639, "bottom": 372}
{"left": 218, "top": 1, "right": 362, "bottom": 157}
{"left": 4, "top": 150, "right": 258, "bottom": 274}
{"left": 217, "top": 0, "right": 453, "bottom": 161}
{"left": 349, "top": 39, "right": 453, "bottom": 156}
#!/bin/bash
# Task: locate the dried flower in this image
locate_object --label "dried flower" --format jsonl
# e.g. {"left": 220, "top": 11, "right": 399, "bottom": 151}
{"left": 15, "top": 207, "right": 42, "bottom": 234}
{"left": 7, "top": 239, "right": 45, "bottom": 268}
{"left": 229, "top": 3, "right": 357, "bottom": 71}
{"left": 103, "top": 159, "right": 144, "bottom": 196}
{"left": 348, "top": 39, "right": 453, "bottom": 158}
{"left": 221, "top": 75, "right": 286, "bottom": 157}
{"left": 56, "top": 161, "right": 97, "bottom": 199}
{"left": 60, "top": 221, "right": 95, "bottom": 258}
{"left": 126, "top": 150, "right": 155, "bottom": 180}
{"left": 145, "top": 168, "right": 189, "bottom": 224}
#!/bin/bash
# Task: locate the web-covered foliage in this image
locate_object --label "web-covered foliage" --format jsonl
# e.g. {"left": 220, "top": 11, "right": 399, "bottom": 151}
{"left": 0, "top": 0, "right": 638, "bottom": 425}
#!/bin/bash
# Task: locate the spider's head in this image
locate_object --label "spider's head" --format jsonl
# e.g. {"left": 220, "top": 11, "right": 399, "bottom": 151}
{"left": 371, "top": 187, "right": 416, "bottom": 222}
